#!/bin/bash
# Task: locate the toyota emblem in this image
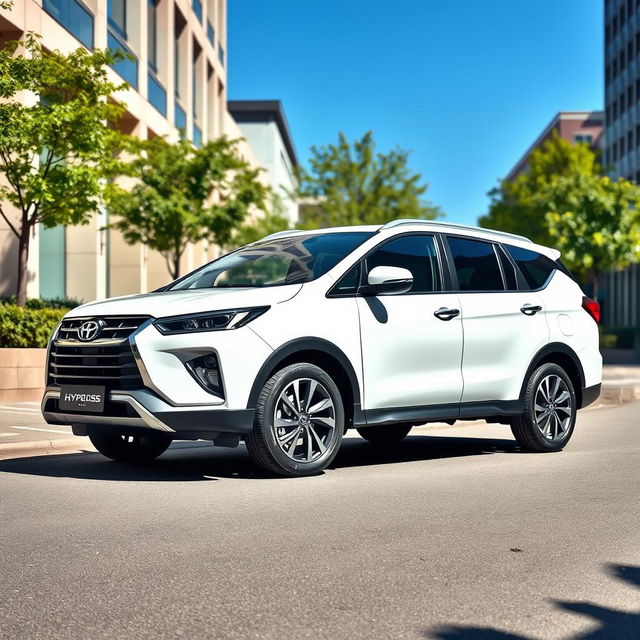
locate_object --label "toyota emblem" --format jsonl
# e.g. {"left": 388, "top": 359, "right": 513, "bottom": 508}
{"left": 78, "top": 320, "right": 104, "bottom": 342}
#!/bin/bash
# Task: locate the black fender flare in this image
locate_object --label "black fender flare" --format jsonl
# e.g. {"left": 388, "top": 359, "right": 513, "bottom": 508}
{"left": 520, "top": 342, "right": 586, "bottom": 404}
{"left": 247, "top": 337, "right": 362, "bottom": 411}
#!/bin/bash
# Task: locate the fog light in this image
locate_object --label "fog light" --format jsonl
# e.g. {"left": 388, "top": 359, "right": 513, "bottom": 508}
{"left": 185, "top": 353, "right": 224, "bottom": 397}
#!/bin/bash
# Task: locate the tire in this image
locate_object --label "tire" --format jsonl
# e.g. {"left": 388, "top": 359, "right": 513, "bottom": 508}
{"left": 510, "top": 362, "right": 577, "bottom": 452}
{"left": 89, "top": 432, "right": 172, "bottom": 462}
{"left": 245, "top": 363, "right": 345, "bottom": 477}
{"left": 357, "top": 424, "right": 412, "bottom": 445}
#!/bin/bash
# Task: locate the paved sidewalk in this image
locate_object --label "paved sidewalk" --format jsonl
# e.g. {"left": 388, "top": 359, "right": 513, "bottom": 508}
{"left": 601, "top": 364, "right": 640, "bottom": 404}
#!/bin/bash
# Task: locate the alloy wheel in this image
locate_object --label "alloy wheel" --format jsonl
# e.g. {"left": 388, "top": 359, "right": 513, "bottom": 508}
{"left": 272, "top": 377, "right": 336, "bottom": 463}
{"left": 533, "top": 374, "right": 573, "bottom": 442}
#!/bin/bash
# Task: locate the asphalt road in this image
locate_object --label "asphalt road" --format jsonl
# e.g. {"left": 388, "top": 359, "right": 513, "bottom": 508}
{"left": 1, "top": 401, "right": 639, "bottom": 640}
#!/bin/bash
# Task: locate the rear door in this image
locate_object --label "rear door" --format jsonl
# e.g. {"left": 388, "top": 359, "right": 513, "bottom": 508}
{"left": 444, "top": 235, "right": 549, "bottom": 405}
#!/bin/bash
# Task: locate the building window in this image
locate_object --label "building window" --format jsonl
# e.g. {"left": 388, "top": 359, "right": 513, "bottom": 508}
{"left": 218, "top": 43, "right": 225, "bottom": 66}
{"left": 108, "top": 0, "right": 127, "bottom": 38}
{"left": 192, "top": 0, "right": 203, "bottom": 22}
{"left": 107, "top": 30, "right": 138, "bottom": 89}
{"left": 148, "top": 0, "right": 158, "bottom": 72}
{"left": 207, "top": 20, "right": 215, "bottom": 46}
{"left": 628, "top": 130, "right": 634, "bottom": 151}
{"left": 613, "top": 58, "right": 618, "bottom": 78}
{"left": 629, "top": 85, "right": 634, "bottom": 105}
{"left": 43, "top": 0, "right": 94, "bottom": 49}
{"left": 148, "top": 71, "right": 167, "bottom": 116}
{"left": 613, "top": 98, "right": 619, "bottom": 120}
{"left": 621, "top": 135, "right": 626, "bottom": 156}
{"left": 574, "top": 134, "right": 593, "bottom": 145}
{"left": 636, "top": 124, "right": 640, "bottom": 147}
{"left": 621, "top": 91, "right": 626, "bottom": 113}
{"left": 175, "top": 102, "right": 187, "bottom": 133}
{"left": 193, "top": 123, "right": 202, "bottom": 148}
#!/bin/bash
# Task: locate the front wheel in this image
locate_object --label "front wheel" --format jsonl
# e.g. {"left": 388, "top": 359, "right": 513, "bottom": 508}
{"left": 89, "top": 432, "right": 172, "bottom": 462}
{"left": 510, "top": 363, "right": 577, "bottom": 452}
{"left": 245, "top": 363, "right": 345, "bottom": 477}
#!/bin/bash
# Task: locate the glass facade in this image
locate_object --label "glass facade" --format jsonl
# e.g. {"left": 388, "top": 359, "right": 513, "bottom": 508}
{"left": 108, "top": 31, "right": 138, "bottom": 89}
{"left": 175, "top": 102, "right": 187, "bottom": 132}
{"left": 192, "top": 0, "right": 203, "bottom": 22}
{"left": 148, "top": 72, "right": 167, "bottom": 116}
{"left": 193, "top": 124, "right": 202, "bottom": 147}
{"left": 39, "top": 224, "right": 66, "bottom": 300}
{"left": 43, "top": 0, "right": 94, "bottom": 49}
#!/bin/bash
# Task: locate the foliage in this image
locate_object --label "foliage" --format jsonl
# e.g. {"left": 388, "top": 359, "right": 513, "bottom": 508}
{"left": 480, "top": 132, "right": 640, "bottom": 299}
{"left": 226, "top": 193, "right": 291, "bottom": 249}
{"left": 0, "top": 35, "right": 127, "bottom": 306}
{"left": 544, "top": 174, "right": 640, "bottom": 299}
{"left": 0, "top": 295, "right": 81, "bottom": 309}
{"left": 107, "top": 136, "right": 268, "bottom": 279}
{"left": 480, "top": 131, "right": 601, "bottom": 246}
{"left": 297, "top": 131, "right": 440, "bottom": 229}
{"left": 0, "top": 304, "right": 68, "bottom": 348}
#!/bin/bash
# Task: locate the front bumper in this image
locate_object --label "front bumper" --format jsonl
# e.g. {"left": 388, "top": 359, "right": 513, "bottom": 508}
{"left": 42, "top": 386, "right": 255, "bottom": 437}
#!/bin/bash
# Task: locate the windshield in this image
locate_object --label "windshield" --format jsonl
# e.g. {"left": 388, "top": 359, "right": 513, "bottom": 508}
{"left": 168, "top": 232, "right": 374, "bottom": 290}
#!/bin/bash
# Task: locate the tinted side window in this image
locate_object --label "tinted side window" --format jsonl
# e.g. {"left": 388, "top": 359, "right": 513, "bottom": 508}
{"left": 505, "top": 245, "right": 556, "bottom": 289}
{"left": 332, "top": 263, "right": 361, "bottom": 295}
{"left": 448, "top": 237, "right": 505, "bottom": 291}
{"left": 366, "top": 235, "right": 441, "bottom": 293}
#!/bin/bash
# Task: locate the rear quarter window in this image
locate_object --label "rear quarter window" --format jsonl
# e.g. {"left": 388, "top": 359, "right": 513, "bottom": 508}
{"left": 504, "top": 245, "right": 557, "bottom": 290}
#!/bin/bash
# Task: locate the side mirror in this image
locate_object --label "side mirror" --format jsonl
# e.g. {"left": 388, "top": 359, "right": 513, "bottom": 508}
{"left": 360, "top": 266, "right": 413, "bottom": 296}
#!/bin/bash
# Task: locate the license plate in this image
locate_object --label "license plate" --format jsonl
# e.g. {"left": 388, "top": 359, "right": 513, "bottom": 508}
{"left": 59, "top": 385, "right": 106, "bottom": 413}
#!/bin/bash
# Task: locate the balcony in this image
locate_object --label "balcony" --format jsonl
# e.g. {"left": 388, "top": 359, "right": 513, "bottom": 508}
{"left": 43, "top": 0, "right": 94, "bottom": 49}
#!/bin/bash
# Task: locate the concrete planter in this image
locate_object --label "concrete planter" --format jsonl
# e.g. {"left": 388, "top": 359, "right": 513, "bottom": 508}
{"left": 0, "top": 348, "right": 46, "bottom": 402}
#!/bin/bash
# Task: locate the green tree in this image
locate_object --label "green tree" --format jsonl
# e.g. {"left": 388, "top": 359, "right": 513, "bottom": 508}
{"left": 0, "top": 36, "right": 126, "bottom": 305}
{"left": 297, "top": 131, "right": 440, "bottom": 228}
{"left": 480, "top": 131, "right": 600, "bottom": 245}
{"left": 544, "top": 174, "right": 640, "bottom": 301}
{"left": 107, "top": 136, "right": 268, "bottom": 279}
{"left": 226, "top": 193, "right": 291, "bottom": 249}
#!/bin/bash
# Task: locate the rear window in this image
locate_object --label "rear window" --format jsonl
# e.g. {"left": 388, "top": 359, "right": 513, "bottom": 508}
{"left": 447, "top": 236, "right": 505, "bottom": 292}
{"left": 504, "top": 245, "right": 557, "bottom": 290}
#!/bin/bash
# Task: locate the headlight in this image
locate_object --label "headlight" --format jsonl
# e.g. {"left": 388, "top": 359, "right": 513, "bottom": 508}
{"left": 153, "top": 307, "right": 270, "bottom": 335}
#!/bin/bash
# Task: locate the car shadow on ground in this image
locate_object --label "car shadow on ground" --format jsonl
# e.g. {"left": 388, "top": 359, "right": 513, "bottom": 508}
{"left": 425, "top": 564, "right": 640, "bottom": 640}
{"left": 0, "top": 433, "right": 521, "bottom": 482}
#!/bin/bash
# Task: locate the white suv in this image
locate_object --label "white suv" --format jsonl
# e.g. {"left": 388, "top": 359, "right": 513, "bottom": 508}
{"left": 42, "top": 220, "right": 602, "bottom": 476}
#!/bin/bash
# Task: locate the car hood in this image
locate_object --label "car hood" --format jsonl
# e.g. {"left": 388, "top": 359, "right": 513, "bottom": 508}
{"left": 65, "top": 285, "right": 303, "bottom": 319}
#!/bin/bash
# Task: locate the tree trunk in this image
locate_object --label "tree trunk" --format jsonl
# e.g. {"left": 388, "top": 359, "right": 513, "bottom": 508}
{"left": 172, "top": 253, "right": 181, "bottom": 280}
{"left": 15, "top": 224, "right": 31, "bottom": 307}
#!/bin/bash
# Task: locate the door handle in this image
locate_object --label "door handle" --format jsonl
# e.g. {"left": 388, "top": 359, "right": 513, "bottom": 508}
{"left": 434, "top": 307, "right": 460, "bottom": 321}
{"left": 520, "top": 304, "right": 542, "bottom": 316}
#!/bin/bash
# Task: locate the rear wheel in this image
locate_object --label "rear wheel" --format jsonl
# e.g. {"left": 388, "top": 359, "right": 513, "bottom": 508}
{"left": 510, "top": 363, "right": 577, "bottom": 452}
{"left": 245, "top": 363, "right": 345, "bottom": 477}
{"left": 357, "top": 424, "right": 412, "bottom": 445}
{"left": 89, "top": 432, "right": 172, "bottom": 462}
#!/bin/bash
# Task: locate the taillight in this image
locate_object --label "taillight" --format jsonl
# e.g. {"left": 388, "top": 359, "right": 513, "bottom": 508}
{"left": 582, "top": 296, "right": 600, "bottom": 324}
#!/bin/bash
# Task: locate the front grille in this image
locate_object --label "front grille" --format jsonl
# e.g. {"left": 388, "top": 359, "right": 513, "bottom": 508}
{"left": 56, "top": 316, "right": 149, "bottom": 341}
{"left": 48, "top": 316, "right": 150, "bottom": 390}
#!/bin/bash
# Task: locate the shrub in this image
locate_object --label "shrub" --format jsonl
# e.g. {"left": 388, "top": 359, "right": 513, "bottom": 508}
{"left": 0, "top": 304, "right": 68, "bottom": 348}
{"left": 0, "top": 296, "right": 81, "bottom": 310}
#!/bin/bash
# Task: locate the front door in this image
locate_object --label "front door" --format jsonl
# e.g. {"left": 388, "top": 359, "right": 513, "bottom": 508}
{"left": 357, "top": 234, "right": 464, "bottom": 412}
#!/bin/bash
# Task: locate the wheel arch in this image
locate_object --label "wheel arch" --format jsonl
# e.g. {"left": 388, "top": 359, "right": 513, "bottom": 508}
{"left": 246, "top": 338, "right": 363, "bottom": 427}
{"left": 521, "top": 343, "right": 586, "bottom": 408}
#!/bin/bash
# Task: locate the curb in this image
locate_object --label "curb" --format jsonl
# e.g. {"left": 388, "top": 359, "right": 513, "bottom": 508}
{"left": 0, "top": 437, "right": 93, "bottom": 460}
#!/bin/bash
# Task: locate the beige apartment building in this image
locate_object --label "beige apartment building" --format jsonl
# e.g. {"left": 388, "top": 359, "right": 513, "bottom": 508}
{"left": 0, "top": 0, "right": 272, "bottom": 302}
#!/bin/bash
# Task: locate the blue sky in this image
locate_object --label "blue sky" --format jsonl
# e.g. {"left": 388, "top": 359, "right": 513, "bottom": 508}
{"left": 228, "top": 0, "right": 603, "bottom": 225}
